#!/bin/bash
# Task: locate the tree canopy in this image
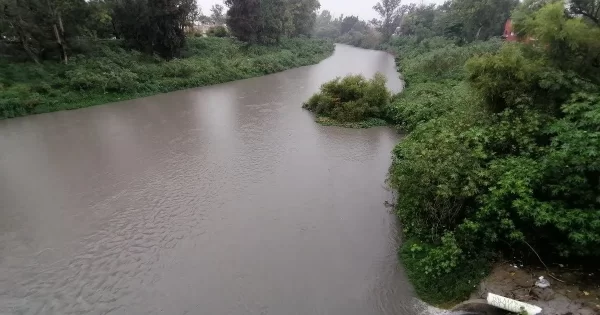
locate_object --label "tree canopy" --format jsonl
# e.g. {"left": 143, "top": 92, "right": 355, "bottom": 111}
{"left": 385, "top": 0, "right": 600, "bottom": 304}
{"left": 224, "top": 0, "right": 320, "bottom": 44}
{"left": 397, "top": 0, "right": 519, "bottom": 42}
{"left": 373, "top": 0, "right": 409, "bottom": 41}
{"left": 0, "top": 0, "right": 197, "bottom": 61}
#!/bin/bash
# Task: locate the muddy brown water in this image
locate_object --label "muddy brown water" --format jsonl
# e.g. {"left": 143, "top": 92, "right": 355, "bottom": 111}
{"left": 0, "top": 45, "right": 416, "bottom": 315}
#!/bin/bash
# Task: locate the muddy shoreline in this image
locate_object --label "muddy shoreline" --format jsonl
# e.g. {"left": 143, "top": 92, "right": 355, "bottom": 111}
{"left": 469, "top": 263, "right": 599, "bottom": 315}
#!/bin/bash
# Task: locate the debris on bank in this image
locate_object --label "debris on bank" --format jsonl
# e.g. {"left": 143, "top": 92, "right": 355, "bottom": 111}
{"left": 486, "top": 292, "right": 542, "bottom": 314}
{"left": 469, "top": 263, "right": 599, "bottom": 315}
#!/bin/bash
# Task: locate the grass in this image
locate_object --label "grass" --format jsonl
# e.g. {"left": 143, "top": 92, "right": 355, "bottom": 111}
{"left": 0, "top": 37, "right": 335, "bottom": 119}
{"left": 399, "top": 240, "right": 492, "bottom": 307}
{"left": 315, "top": 116, "right": 388, "bottom": 128}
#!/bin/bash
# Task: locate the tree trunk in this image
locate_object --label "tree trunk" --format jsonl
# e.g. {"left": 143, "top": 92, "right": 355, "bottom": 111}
{"left": 47, "top": 0, "right": 67, "bottom": 64}
{"left": 53, "top": 23, "right": 68, "bottom": 64}
{"left": 111, "top": 19, "right": 119, "bottom": 38}
{"left": 475, "top": 25, "right": 483, "bottom": 40}
{"left": 58, "top": 13, "right": 64, "bottom": 33}
{"left": 57, "top": 14, "right": 68, "bottom": 64}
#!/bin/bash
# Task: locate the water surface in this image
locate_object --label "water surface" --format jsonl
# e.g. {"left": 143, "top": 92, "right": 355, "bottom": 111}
{"left": 0, "top": 44, "right": 414, "bottom": 315}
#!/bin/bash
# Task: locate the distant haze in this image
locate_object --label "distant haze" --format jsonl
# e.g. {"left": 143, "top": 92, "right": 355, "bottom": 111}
{"left": 197, "top": 0, "right": 446, "bottom": 21}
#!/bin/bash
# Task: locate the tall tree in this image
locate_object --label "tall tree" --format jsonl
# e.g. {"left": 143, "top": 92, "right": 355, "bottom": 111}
{"left": 260, "top": 0, "right": 285, "bottom": 42}
{"left": 47, "top": 0, "right": 68, "bottom": 63}
{"left": 444, "top": 0, "right": 518, "bottom": 42}
{"left": 316, "top": 9, "right": 332, "bottom": 25}
{"left": 85, "top": 0, "right": 117, "bottom": 39}
{"left": 286, "top": 0, "right": 319, "bottom": 36}
{"left": 569, "top": 0, "right": 600, "bottom": 25}
{"left": 113, "top": 0, "right": 195, "bottom": 59}
{"left": 0, "top": 0, "right": 43, "bottom": 63}
{"left": 0, "top": 0, "right": 95, "bottom": 63}
{"left": 399, "top": 4, "right": 438, "bottom": 39}
{"left": 225, "top": 0, "right": 261, "bottom": 42}
{"left": 340, "top": 15, "right": 359, "bottom": 34}
{"left": 514, "top": 1, "right": 600, "bottom": 83}
{"left": 210, "top": 3, "right": 225, "bottom": 24}
{"left": 313, "top": 9, "right": 340, "bottom": 38}
{"left": 373, "top": 0, "right": 407, "bottom": 41}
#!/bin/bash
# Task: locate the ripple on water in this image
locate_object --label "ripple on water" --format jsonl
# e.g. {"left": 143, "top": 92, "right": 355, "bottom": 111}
{"left": 0, "top": 45, "right": 414, "bottom": 315}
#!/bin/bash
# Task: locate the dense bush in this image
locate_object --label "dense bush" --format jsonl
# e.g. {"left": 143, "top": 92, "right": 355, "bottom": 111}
{"left": 387, "top": 2, "right": 600, "bottom": 305}
{"left": 387, "top": 82, "right": 481, "bottom": 131}
{"left": 207, "top": 26, "right": 229, "bottom": 37}
{"left": 401, "top": 236, "right": 491, "bottom": 305}
{"left": 0, "top": 37, "right": 334, "bottom": 119}
{"left": 302, "top": 73, "right": 392, "bottom": 122}
{"left": 397, "top": 38, "right": 502, "bottom": 85}
{"left": 387, "top": 39, "right": 501, "bottom": 131}
{"left": 466, "top": 44, "right": 576, "bottom": 114}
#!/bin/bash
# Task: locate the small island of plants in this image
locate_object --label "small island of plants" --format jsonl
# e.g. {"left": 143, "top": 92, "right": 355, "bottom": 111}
{"left": 302, "top": 73, "right": 392, "bottom": 128}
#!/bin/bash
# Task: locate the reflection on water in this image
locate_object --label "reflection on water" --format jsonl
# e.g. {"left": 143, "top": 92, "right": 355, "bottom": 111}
{"left": 0, "top": 45, "right": 415, "bottom": 315}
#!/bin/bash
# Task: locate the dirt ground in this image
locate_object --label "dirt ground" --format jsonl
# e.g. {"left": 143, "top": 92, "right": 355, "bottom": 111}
{"left": 470, "top": 262, "right": 599, "bottom": 315}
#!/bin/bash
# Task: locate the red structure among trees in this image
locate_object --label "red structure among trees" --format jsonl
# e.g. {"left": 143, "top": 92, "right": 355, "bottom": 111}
{"left": 503, "top": 19, "right": 518, "bottom": 41}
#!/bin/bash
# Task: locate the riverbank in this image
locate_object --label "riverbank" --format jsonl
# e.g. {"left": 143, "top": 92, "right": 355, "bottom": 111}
{"left": 300, "top": 33, "right": 599, "bottom": 311}
{"left": 315, "top": 116, "right": 388, "bottom": 128}
{"left": 0, "top": 37, "right": 334, "bottom": 119}
{"left": 384, "top": 4, "right": 600, "bottom": 307}
{"left": 472, "top": 263, "right": 599, "bottom": 315}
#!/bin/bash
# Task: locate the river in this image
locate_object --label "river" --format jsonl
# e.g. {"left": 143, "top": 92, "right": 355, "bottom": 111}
{"left": 0, "top": 44, "right": 415, "bottom": 315}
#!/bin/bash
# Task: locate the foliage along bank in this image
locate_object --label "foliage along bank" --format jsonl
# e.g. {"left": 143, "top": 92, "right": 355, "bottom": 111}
{"left": 313, "top": 0, "right": 519, "bottom": 50}
{"left": 302, "top": 73, "right": 391, "bottom": 128}
{"left": 305, "top": 0, "right": 600, "bottom": 306}
{"left": 0, "top": 37, "right": 334, "bottom": 119}
{"left": 1, "top": 0, "right": 331, "bottom": 119}
{"left": 386, "top": 0, "right": 600, "bottom": 306}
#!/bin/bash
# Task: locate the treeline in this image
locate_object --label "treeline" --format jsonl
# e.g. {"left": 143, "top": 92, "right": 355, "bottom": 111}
{"left": 0, "top": 0, "right": 200, "bottom": 61}
{"left": 0, "top": 0, "right": 334, "bottom": 119}
{"left": 312, "top": 0, "right": 416, "bottom": 49}
{"left": 0, "top": 0, "right": 323, "bottom": 62}
{"left": 313, "top": 12, "right": 382, "bottom": 49}
{"left": 398, "top": 0, "right": 516, "bottom": 43}
{"left": 386, "top": 0, "right": 600, "bottom": 305}
{"left": 312, "top": 0, "right": 518, "bottom": 49}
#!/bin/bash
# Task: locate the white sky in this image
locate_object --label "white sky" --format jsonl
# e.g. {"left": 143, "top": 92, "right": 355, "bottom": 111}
{"left": 197, "top": 0, "right": 446, "bottom": 21}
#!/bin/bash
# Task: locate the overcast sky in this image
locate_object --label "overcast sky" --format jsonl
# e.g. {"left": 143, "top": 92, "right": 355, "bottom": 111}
{"left": 198, "top": 0, "right": 445, "bottom": 21}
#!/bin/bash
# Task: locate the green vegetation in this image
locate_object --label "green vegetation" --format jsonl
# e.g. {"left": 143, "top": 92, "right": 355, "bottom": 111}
{"left": 225, "top": 0, "right": 320, "bottom": 44}
{"left": 302, "top": 73, "right": 391, "bottom": 125}
{"left": 1, "top": 0, "right": 332, "bottom": 119}
{"left": 305, "top": 0, "right": 600, "bottom": 305}
{"left": 312, "top": 0, "right": 409, "bottom": 49}
{"left": 206, "top": 25, "right": 229, "bottom": 37}
{"left": 210, "top": 4, "right": 226, "bottom": 25}
{"left": 0, "top": 37, "right": 334, "bottom": 119}
{"left": 383, "top": 0, "right": 600, "bottom": 306}
{"left": 313, "top": 0, "right": 519, "bottom": 50}
{"left": 400, "top": 238, "right": 491, "bottom": 306}
{"left": 315, "top": 117, "right": 388, "bottom": 128}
